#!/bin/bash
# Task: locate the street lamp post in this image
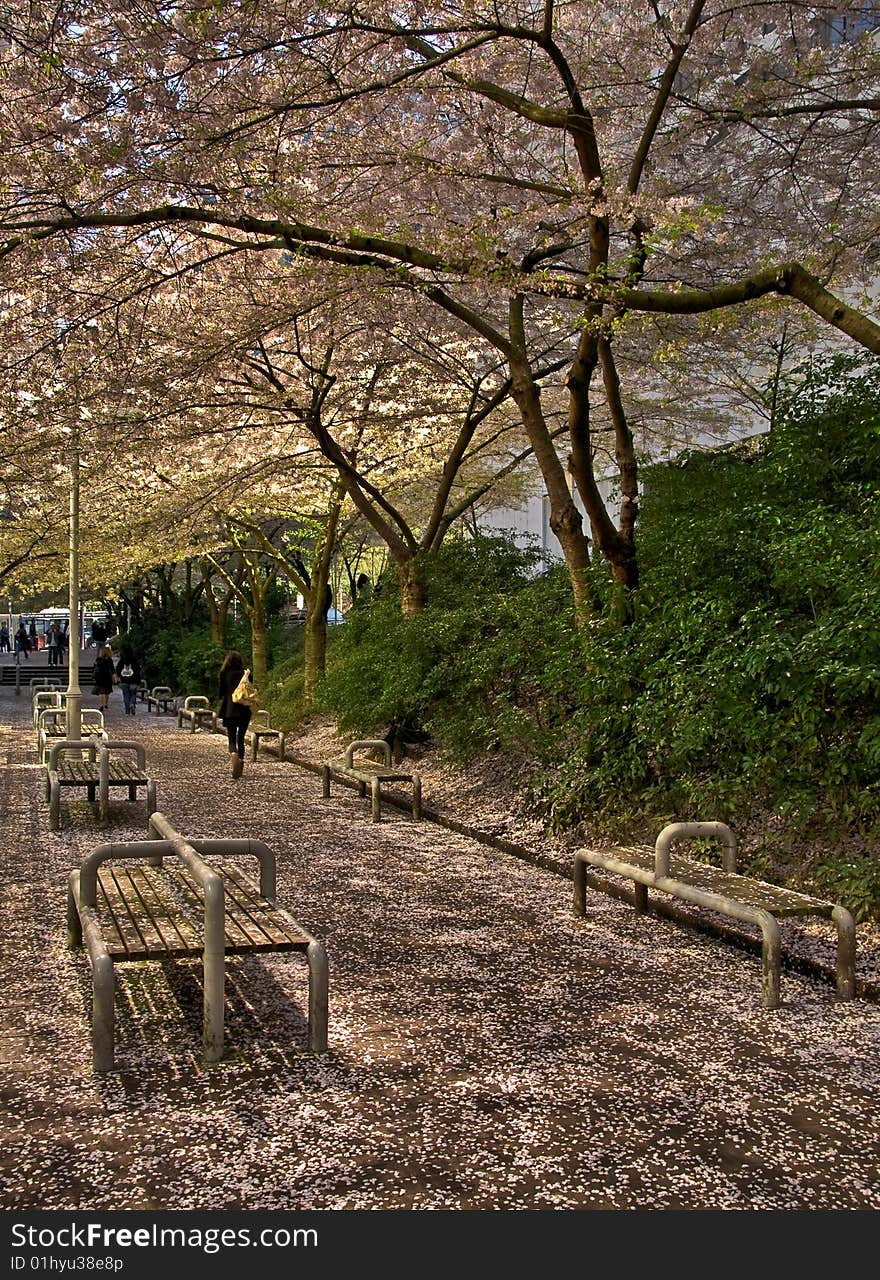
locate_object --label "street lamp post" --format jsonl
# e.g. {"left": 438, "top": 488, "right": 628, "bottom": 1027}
{"left": 66, "top": 435, "right": 82, "bottom": 741}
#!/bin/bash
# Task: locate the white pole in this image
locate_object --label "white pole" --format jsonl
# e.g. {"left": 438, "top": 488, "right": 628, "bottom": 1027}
{"left": 66, "top": 437, "right": 82, "bottom": 741}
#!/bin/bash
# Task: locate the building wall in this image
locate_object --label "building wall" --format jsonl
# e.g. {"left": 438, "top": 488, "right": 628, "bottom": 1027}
{"left": 478, "top": 474, "right": 619, "bottom": 569}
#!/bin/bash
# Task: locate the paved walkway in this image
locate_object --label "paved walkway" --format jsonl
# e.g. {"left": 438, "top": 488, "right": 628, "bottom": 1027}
{"left": 2, "top": 679, "right": 880, "bottom": 1210}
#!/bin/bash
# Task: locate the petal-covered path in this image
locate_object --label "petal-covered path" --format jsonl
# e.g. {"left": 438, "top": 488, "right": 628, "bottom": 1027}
{"left": 2, "top": 680, "right": 880, "bottom": 1211}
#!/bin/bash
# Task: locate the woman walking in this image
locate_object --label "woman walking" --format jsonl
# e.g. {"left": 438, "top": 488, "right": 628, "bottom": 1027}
{"left": 91, "top": 645, "right": 116, "bottom": 713}
{"left": 217, "top": 650, "right": 252, "bottom": 779}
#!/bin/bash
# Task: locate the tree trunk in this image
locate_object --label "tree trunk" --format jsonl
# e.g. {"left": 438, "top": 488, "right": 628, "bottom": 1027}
{"left": 249, "top": 600, "right": 268, "bottom": 692}
{"left": 304, "top": 605, "right": 327, "bottom": 703}
{"left": 200, "top": 562, "right": 232, "bottom": 646}
{"left": 209, "top": 600, "right": 228, "bottom": 647}
{"left": 508, "top": 346, "right": 597, "bottom": 623}
{"left": 303, "top": 491, "right": 342, "bottom": 700}
{"left": 397, "top": 555, "right": 426, "bottom": 617}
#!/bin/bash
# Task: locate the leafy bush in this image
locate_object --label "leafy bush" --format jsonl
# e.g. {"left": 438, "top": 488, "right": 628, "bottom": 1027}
{"left": 529, "top": 354, "right": 880, "bottom": 914}
{"left": 318, "top": 535, "right": 584, "bottom": 760}
{"left": 808, "top": 853, "right": 880, "bottom": 925}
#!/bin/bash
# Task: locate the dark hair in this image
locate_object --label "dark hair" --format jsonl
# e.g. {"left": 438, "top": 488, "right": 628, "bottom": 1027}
{"left": 219, "top": 650, "right": 245, "bottom": 675}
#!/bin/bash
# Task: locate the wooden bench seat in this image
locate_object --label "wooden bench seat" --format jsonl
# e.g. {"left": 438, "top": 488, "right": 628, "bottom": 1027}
{"left": 177, "top": 695, "right": 218, "bottom": 734}
{"left": 244, "top": 709, "right": 287, "bottom": 761}
{"left": 45, "top": 739, "right": 158, "bottom": 831}
{"left": 574, "top": 821, "right": 857, "bottom": 1009}
{"left": 67, "top": 811, "right": 329, "bottom": 1071}
{"left": 37, "top": 707, "right": 105, "bottom": 762}
{"left": 322, "top": 738, "right": 421, "bottom": 823}
{"left": 32, "top": 689, "right": 62, "bottom": 726}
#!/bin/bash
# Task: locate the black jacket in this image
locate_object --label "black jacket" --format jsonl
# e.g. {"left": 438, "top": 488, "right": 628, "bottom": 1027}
{"left": 92, "top": 654, "right": 116, "bottom": 694}
{"left": 218, "top": 665, "right": 250, "bottom": 721}
{"left": 115, "top": 655, "right": 142, "bottom": 685}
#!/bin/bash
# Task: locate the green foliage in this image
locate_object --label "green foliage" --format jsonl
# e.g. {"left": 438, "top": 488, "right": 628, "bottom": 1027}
{"left": 317, "top": 358, "right": 880, "bottom": 919}
{"left": 125, "top": 614, "right": 292, "bottom": 698}
{"left": 259, "top": 630, "right": 310, "bottom": 729}
{"left": 530, "top": 353, "right": 880, "bottom": 915}
{"left": 318, "top": 535, "right": 583, "bottom": 760}
{"left": 808, "top": 853, "right": 880, "bottom": 925}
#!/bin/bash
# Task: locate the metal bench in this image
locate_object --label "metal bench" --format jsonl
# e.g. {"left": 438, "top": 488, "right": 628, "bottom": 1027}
{"left": 177, "top": 695, "right": 218, "bottom": 734}
{"left": 32, "top": 688, "right": 63, "bottom": 727}
{"left": 244, "top": 709, "right": 287, "bottom": 761}
{"left": 573, "top": 821, "right": 857, "bottom": 1010}
{"left": 146, "top": 685, "right": 176, "bottom": 715}
{"left": 45, "top": 739, "right": 158, "bottom": 831}
{"left": 29, "top": 677, "right": 63, "bottom": 693}
{"left": 37, "top": 707, "right": 106, "bottom": 762}
{"left": 321, "top": 738, "right": 422, "bottom": 823}
{"left": 66, "top": 811, "right": 329, "bottom": 1072}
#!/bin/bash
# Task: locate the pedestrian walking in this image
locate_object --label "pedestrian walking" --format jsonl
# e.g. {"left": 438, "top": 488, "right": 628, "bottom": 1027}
{"left": 89, "top": 618, "right": 106, "bottom": 651}
{"left": 0, "top": 623, "right": 9, "bottom": 653}
{"left": 217, "top": 650, "right": 252, "bottom": 780}
{"left": 15, "top": 623, "right": 30, "bottom": 660}
{"left": 91, "top": 646, "right": 115, "bottom": 712}
{"left": 46, "top": 622, "right": 60, "bottom": 667}
{"left": 114, "top": 644, "right": 142, "bottom": 716}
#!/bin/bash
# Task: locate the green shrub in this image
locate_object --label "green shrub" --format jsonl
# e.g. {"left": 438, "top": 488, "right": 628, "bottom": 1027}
{"left": 530, "top": 355, "right": 880, "bottom": 865}
{"left": 807, "top": 853, "right": 880, "bottom": 924}
{"left": 318, "top": 535, "right": 584, "bottom": 760}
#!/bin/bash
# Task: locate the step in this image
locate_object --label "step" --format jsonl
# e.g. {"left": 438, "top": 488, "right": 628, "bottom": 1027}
{"left": 1, "top": 666, "right": 95, "bottom": 686}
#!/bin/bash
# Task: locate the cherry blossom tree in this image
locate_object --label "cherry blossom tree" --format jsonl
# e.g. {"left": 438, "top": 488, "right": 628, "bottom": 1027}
{"left": 1, "top": 1, "right": 878, "bottom": 625}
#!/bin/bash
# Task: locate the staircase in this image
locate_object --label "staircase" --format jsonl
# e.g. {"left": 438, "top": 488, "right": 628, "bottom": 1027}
{"left": 1, "top": 663, "right": 95, "bottom": 687}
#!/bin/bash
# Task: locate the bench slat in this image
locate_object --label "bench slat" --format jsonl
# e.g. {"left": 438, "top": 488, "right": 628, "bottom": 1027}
{"left": 222, "top": 865, "right": 311, "bottom": 951}
{"left": 603, "top": 845, "right": 836, "bottom": 919}
{"left": 165, "top": 862, "right": 310, "bottom": 954}
{"left": 58, "top": 763, "right": 99, "bottom": 785}
{"left": 97, "top": 870, "right": 152, "bottom": 958}
{"left": 105, "top": 762, "right": 149, "bottom": 784}
{"left": 57, "top": 762, "right": 148, "bottom": 786}
{"left": 97, "top": 867, "right": 201, "bottom": 959}
{"left": 118, "top": 866, "right": 202, "bottom": 957}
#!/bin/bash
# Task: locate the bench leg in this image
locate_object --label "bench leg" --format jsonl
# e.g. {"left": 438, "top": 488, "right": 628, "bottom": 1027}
{"left": 251, "top": 735, "right": 258, "bottom": 762}
{"left": 412, "top": 774, "right": 422, "bottom": 821}
{"left": 321, "top": 764, "right": 330, "bottom": 799}
{"left": 833, "top": 905, "right": 857, "bottom": 999}
{"left": 49, "top": 776, "right": 60, "bottom": 832}
{"left": 203, "top": 891, "right": 225, "bottom": 1064}
{"left": 278, "top": 733, "right": 286, "bottom": 761}
{"left": 92, "top": 953, "right": 115, "bottom": 1073}
{"left": 573, "top": 855, "right": 587, "bottom": 917}
{"left": 633, "top": 883, "right": 648, "bottom": 914}
{"left": 757, "top": 910, "right": 782, "bottom": 1010}
{"left": 371, "top": 777, "right": 381, "bottom": 822}
{"left": 306, "top": 940, "right": 329, "bottom": 1053}
{"left": 66, "top": 872, "right": 82, "bottom": 948}
{"left": 147, "top": 779, "right": 157, "bottom": 818}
